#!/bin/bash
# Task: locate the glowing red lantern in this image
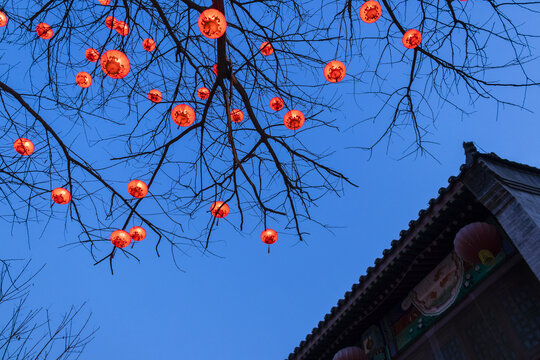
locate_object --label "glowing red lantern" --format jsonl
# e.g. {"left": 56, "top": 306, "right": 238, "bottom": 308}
{"left": 283, "top": 110, "right": 305, "bottom": 130}
{"left": 115, "top": 21, "right": 129, "bottom": 36}
{"left": 402, "top": 29, "right": 422, "bottom": 49}
{"left": 13, "top": 138, "right": 35, "bottom": 156}
{"left": 454, "top": 222, "right": 503, "bottom": 266}
{"left": 261, "top": 229, "right": 278, "bottom": 245}
{"left": 100, "top": 50, "right": 130, "bottom": 79}
{"left": 148, "top": 89, "right": 162, "bottom": 103}
{"left": 270, "top": 97, "right": 284, "bottom": 111}
{"left": 197, "top": 87, "right": 210, "bottom": 100}
{"left": 129, "top": 226, "right": 146, "bottom": 241}
{"left": 76, "top": 72, "right": 92, "bottom": 88}
{"left": 111, "top": 230, "right": 131, "bottom": 248}
{"left": 143, "top": 38, "right": 155, "bottom": 52}
{"left": 198, "top": 9, "right": 227, "bottom": 39}
{"left": 260, "top": 42, "right": 274, "bottom": 56}
{"left": 99, "top": 0, "right": 111, "bottom": 5}
{"left": 85, "top": 48, "right": 100, "bottom": 62}
{"left": 332, "top": 347, "right": 368, "bottom": 360}
{"left": 359, "top": 1, "right": 382, "bottom": 24}
{"left": 230, "top": 109, "right": 244, "bottom": 123}
{"left": 171, "top": 104, "right": 195, "bottom": 127}
{"left": 105, "top": 16, "right": 116, "bottom": 29}
{"left": 324, "top": 60, "right": 346, "bottom": 83}
{"left": 210, "top": 201, "right": 230, "bottom": 218}
{"left": 212, "top": 64, "right": 218, "bottom": 75}
{"left": 127, "top": 179, "right": 148, "bottom": 198}
{"left": 0, "top": 11, "right": 7, "bottom": 27}
{"left": 51, "top": 187, "right": 71, "bottom": 205}
{"left": 36, "top": 23, "right": 53, "bottom": 40}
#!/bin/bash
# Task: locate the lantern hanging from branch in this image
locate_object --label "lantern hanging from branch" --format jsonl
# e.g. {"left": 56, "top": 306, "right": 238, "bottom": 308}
{"left": 261, "top": 229, "right": 278, "bottom": 245}
{"left": 454, "top": 222, "right": 503, "bottom": 266}
{"left": 402, "top": 29, "right": 422, "bottom": 49}
{"left": 143, "top": 38, "right": 156, "bottom": 52}
{"left": 0, "top": 12, "right": 7, "bottom": 27}
{"left": 197, "top": 87, "right": 210, "bottom": 100}
{"left": 332, "top": 347, "right": 368, "bottom": 360}
{"left": 51, "top": 187, "right": 71, "bottom": 205}
{"left": 76, "top": 72, "right": 92, "bottom": 88}
{"left": 13, "top": 138, "right": 35, "bottom": 156}
{"left": 324, "top": 60, "right": 346, "bottom": 83}
{"left": 105, "top": 16, "right": 116, "bottom": 29}
{"left": 230, "top": 109, "right": 244, "bottom": 123}
{"left": 111, "top": 230, "right": 131, "bottom": 248}
{"left": 127, "top": 180, "right": 148, "bottom": 199}
{"left": 85, "top": 48, "right": 100, "bottom": 62}
{"left": 99, "top": 0, "right": 111, "bottom": 5}
{"left": 100, "top": 50, "right": 130, "bottom": 79}
{"left": 148, "top": 89, "right": 163, "bottom": 103}
{"left": 36, "top": 23, "right": 53, "bottom": 40}
{"left": 129, "top": 226, "right": 147, "bottom": 241}
{"left": 284, "top": 110, "right": 305, "bottom": 130}
{"left": 171, "top": 104, "right": 195, "bottom": 127}
{"left": 260, "top": 42, "right": 274, "bottom": 56}
{"left": 198, "top": 9, "right": 227, "bottom": 39}
{"left": 115, "top": 21, "right": 129, "bottom": 36}
{"left": 210, "top": 201, "right": 230, "bottom": 218}
{"left": 212, "top": 64, "right": 218, "bottom": 75}
{"left": 359, "top": 1, "right": 382, "bottom": 23}
{"left": 270, "top": 97, "right": 284, "bottom": 111}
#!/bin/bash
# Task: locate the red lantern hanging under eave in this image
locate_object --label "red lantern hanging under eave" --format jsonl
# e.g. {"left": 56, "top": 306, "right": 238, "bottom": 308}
{"left": 127, "top": 179, "right": 148, "bottom": 198}
{"left": 129, "top": 226, "right": 146, "bottom": 241}
{"left": 51, "top": 187, "right": 71, "bottom": 204}
{"left": 359, "top": 1, "right": 382, "bottom": 24}
{"left": 198, "top": 9, "right": 227, "bottom": 39}
{"left": 261, "top": 229, "right": 278, "bottom": 245}
{"left": 13, "top": 138, "right": 35, "bottom": 156}
{"left": 171, "top": 104, "right": 195, "bottom": 127}
{"left": 36, "top": 23, "right": 53, "bottom": 40}
{"left": 402, "top": 29, "right": 422, "bottom": 49}
{"left": 143, "top": 38, "right": 156, "bottom": 52}
{"left": 0, "top": 12, "right": 8, "bottom": 27}
{"left": 332, "top": 347, "right": 368, "bottom": 360}
{"left": 454, "top": 222, "right": 503, "bottom": 266}
{"left": 100, "top": 50, "right": 130, "bottom": 79}
{"left": 324, "top": 60, "right": 346, "bottom": 83}
{"left": 210, "top": 201, "right": 230, "bottom": 218}
{"left": 284, "top": 110, "right": 305, "bottom": 130}
{"left": 111, "top": 229, "right": 131, "bottom": 248}
{"left": 148, "top": 89, "right": 163, "bottom": 103}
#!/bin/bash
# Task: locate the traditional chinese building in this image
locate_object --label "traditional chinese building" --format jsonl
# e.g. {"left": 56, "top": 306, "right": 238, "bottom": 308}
{"left": 288, "top": 143, "right": 540, "bottom": 360}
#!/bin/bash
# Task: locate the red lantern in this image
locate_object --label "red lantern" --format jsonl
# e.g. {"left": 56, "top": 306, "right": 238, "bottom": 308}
{"left": 85, "top": 48, "right": 100, "bottom": 62}
{"left": 283, "top": 110, "right": 305, "bottom": 130}
{"left": 402, "top": 29, "right": 422, "bottom": 49}
{"left": 127, "top": 179, "right": 148, "bottom": 199}
{"left": 148, "top": 89, "right": 162, "bottom": 103}
{"left": 115, "top": 21, "right": 129, "bottom": 36}
{"left": 324, "top": 60, "right": 346, "bottom": 83}
{"left": 99, "top": 0, "right": 111, "bottom": 4}
{"left": 143, "top": 38, "right": 156, "bottom": 52}
{"left": 197, "top": 87, "right": 210, "bottom": 100}
{"left": 332, "top": 347, "right": 368, "bottom": 360}
{"left": 111, "top": 230, "right": 131, "bottom": 248}
{"left": 51, "top": 187, "right": 71, "bottom": 205}
{"left": 261, "top": 229, "right": 278, "bottom": 245}
{"left": 171, "top": 104, "right": 195, "bottom": 127}
{"left": 270, "top": 97, "right": 284, "bottom": 111}
{"left": 129, "top": 226, "right": 147, "bottom": 241}
{"left": 260, "top": 42, "right": 274, "bottom": 56}
{"left": 454, "top": 222, "right": 503, "bottom": 266}
{"left": 105, "top": 16, "right": 116, "bottom": 29}
{"left": 0, "top": 11, "right": 7, "bottom": 27}
{"left": 210, "top": 201, "right": 230, "bottom": 218}
{"left": 36, "top": 23, "right": 53, "bottom": 40}
{"left": 198, "top": 9, "right": 227, "bottom": 39}
{"left": 212, "top": 64, "right": 218, "bottom": 75}
{"left": 76, "top": 72, "right": 92, "bottom": 88}
{"left": 359, "top": 1, "right": 382, "bottom": 23}
{"left": 13, "top": 138, "right": 35, "bottom": 156}
{"left": 230, "top": 109, "right": 244, "bottom": 123}
{"left": 100, "top": 50, "right": 130, "bottom": 79}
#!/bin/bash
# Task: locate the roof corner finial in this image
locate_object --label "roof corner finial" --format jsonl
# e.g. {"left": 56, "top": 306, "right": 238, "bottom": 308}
{"left": 463, "top": 141, "right": 478, "bottom": 165}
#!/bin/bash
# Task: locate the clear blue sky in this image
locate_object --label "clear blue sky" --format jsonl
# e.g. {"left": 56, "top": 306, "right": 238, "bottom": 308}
{"left": 1, "top": 1, "right": 539, "bottom": 359}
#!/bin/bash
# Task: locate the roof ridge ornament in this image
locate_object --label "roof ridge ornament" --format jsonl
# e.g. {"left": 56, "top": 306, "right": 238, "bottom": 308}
{"left": 463, "top": 141, "right": 478, "bottom": 166}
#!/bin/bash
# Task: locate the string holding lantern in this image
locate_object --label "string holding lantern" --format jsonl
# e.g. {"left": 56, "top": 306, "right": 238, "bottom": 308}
{"left": 76, "top": 72, "right": 92, "bottom": 88}
{"left": 359, "top": 1, "right": 382, "bottom": 24}
{"left": 0, "top": 11, "right": 8, "bottom": 27}
{"left": 111, "top": 230, "right": 131, "bottom": 248}
{"left": 171, "top": 104, "right": 195, "bottom": 127}
{"left": 13, "top": 138, "right": 35, "bottom": 156}
{"left": 85, "top": 48, "right": 100, "bottom": 62}
{"left": 148, "top": 89, "right": 163, "bottom": 103}
{"left": 230, "top": 109, "right": 244, "bottom": 123}
{"left": 210, "top": 201, "right": 230, "bottom": 218}
{"left": 283, "top": 110, "right": 305, "bottom": 130}
{"left": 115, "top": 21, "right": 129, "bottom": 36}
{"left": 198, "top": 9, "right": 227, "bottom": 39}
{"left": 454, "top": 222, "right": 503, "bottom": 266}
{"left": 36, "top": 23, "right": 53, "bottom": 40}
{"left": 143, "top": 38, "right": 156, "bottom": 52}
{"left": 100, "top": 50, "right": 130, "bottom": 79}
{"left": 105, "top": 16, "right": 116, "bottom": 29}
{"left": 129, "top": 226, "right": 147, "bottom": 241}
{"left": 51, "top": 187, "right": 71, "bottom": 205}
{"left": 324, "top": 60, "right": 346, "bottom": 83}
{"left": 402, "top": 29, "right": 422, "bottom": 49}
{"left": 332, "top": 347, "right": 368, "bottom": 360}
{"left": 127, "top": 179, "right": 148, "bottom": 199}
{"left": 260, "top": 42, "right": 274, "bottom": 56}
{"left": 270, "top": 97, "right": 285, "bottom": 111}
{"left": 197, "top": 87, "right": 210, "bottom": 100}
